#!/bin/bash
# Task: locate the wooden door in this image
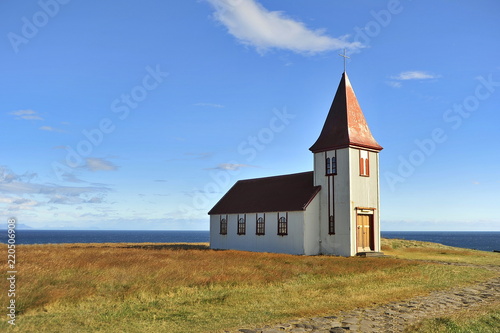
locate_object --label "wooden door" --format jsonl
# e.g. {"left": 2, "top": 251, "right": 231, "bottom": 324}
{"left": 356, "top": 214, "right": 374, "bottom": 252}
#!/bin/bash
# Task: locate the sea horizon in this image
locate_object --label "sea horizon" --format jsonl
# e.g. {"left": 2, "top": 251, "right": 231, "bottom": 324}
{"left": 1, "top": 229, "right": 499, "bottom": 252}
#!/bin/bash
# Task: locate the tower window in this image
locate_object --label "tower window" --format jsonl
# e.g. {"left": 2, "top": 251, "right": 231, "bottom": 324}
{"left": 325, "top": 153, "right": 337, "bottom": 175}
{"left": 359, "top": 150, "right": 370, "bottom": 177}
{"left": 256, "top": 216, "right": 265, "bottom": 235}
{"left": 219, "top": 215, "right": 228, "bottom": 235}
{"left": 237, "top": 215, "right": 246, "bottom": 235}
{"left": 277, "top": 213, "right": 288, "bottom": 236}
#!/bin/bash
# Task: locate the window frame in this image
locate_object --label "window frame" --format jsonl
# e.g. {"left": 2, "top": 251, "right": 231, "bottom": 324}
{"left": 237, "top": 214, "right": 246, "bottom": 235}
{"left": 277, "top": 212, "right": 288, "bottom": 236}
{"left": 325, "top": 152, "right": 337, "bottom": 176}
{"left": 256, "top": 214, "right": 265, "bottom": 235}
{"left": 331, "top": 156, "right": 337, "bottom": 174}
{"left": 219, "top": 215, "right": 228, "bottom": 235}
{"left": 359, "top": 150, "right": 370, "bottom": 177}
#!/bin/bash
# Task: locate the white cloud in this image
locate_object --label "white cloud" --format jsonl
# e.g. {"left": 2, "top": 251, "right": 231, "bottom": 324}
{"left": 0, "top": 166, "right": 37, "bottom": 183}
{"left": 213, "top": 163, "right": 254, "bottom": 171}
{"left": 9, "top": 109, "right": 43, "bottom": 120}
{"left": 391, "top": 71, "right": 441, "bottom": 81}
{"left": 83, "top": 158, "right": 119, "bottom": 172}
{"left": 0, "top": 166, "right": 110, "bottom": 209}
{"left": 207, "top": 0, "right": 361, "bottom": 54}
{"left": 386, "top": 81, "right": 402, "bottom": 88}
{"left": 60, "top": 172, "right": 85, "bottom": 183}
{"left": 86, "top": 196, "right": 104, "bottom": 204}
{"left": 39, "top": 125, "right": 66, "bottom": 133}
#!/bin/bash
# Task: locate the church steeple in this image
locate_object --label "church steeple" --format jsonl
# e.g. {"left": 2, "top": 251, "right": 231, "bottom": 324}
{"left": 309, "top": 72, "right": 383, "bottom": 153}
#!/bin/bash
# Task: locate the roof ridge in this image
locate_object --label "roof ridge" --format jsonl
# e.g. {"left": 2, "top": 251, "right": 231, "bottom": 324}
{"left": 237, "top": 171, "right": 313, "bottom": 183}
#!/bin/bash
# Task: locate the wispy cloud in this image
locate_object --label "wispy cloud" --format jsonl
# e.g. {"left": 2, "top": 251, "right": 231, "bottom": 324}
{"left": 0, "top": 195, "right": 40, "bottom": 211}
{"left": 209, "top": 163, "right": 255, "bottom": 171}
{"left": 59, "top": 172, "right": 86, "bottom": 183}
{"left": 9, "top": 109, "right": 43, "bottom": 120}
{"left": 0, "top": 166, "right": 110, "bottom": 211}
{"left": 386, "top": 81, "right": 402, "bottom": 88}
{"left": 391, "top": 71, "right": 441, "bottom": 81}
{"left": 194, "top": 102, "right": 225, "bottom": 108}
{"left": 39, "top": 125, "right": 66, "bottom": 133}
{"left": 206, "top": 0, "right": 361, "bottom": 54}
{"left": 83, "top": 158, "right": 119, "bottom": 172}
{"left": 0, "top": 166, "right": 37, "bottom": 183}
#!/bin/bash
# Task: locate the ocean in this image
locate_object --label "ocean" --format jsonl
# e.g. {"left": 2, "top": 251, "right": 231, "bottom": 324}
{"left": 381, "top": 231, "right": 500, "bottom": 252}
{"left": 1, "top": 230, "right": 499, "bottom": 252}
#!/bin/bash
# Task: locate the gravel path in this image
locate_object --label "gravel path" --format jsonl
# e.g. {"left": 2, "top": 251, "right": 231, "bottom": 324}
{"left": 228, "top": 263, "right": 500, "bottom": 333}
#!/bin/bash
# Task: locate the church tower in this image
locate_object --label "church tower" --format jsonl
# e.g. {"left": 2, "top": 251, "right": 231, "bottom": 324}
{"left": 310, "top": 72, "right": 383, "bottom": 256}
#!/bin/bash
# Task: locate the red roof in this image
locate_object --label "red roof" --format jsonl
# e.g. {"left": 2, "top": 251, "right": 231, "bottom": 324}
{"left": 310, "top": 72, "right": 383, "bottom": 153}
{"left": 208, "top": 171, "right": 321, "bottom": 215}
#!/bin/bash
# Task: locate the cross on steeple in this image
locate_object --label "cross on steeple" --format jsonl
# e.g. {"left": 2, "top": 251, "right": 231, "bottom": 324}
{"left": 338, "top": 48, "right": 350, "bottom": 73}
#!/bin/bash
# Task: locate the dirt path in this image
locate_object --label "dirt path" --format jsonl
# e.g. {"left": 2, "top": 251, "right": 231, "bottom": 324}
{"left": 228, "top": 263, "right": 500, "bottom": 333}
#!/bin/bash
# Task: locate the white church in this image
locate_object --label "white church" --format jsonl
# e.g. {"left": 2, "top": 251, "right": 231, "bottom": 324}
{"left": 208, "top": 71, "right": 383, "bottom": 256}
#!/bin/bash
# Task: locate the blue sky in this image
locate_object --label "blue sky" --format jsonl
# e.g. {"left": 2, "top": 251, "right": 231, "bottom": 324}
{"left": 1, "top": 0, "right": 499, "bottom": 231}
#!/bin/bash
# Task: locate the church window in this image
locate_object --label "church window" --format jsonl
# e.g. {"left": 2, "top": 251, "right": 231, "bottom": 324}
{"left": 237, "top": 215, "right": 246, "bottom": 235}
{"left": 256, "top": 215, "right": 265, "bottom": 235}
{"left": 359, "top": 150, "right": 370, "bottom": 177}
{"left": 328, "top": 215, "right": 335, "bottom": 235}
{"left": 326, "top": 153, "right": 337, "bottom": 175}
{"left": 331, "top": 156, "right": 337, "bottom": 174}
{"left": 220, "top": 215, "right": 227, "bottom": 235}
{"left": 277, "top": 213, "right": 288, "bottom": 236}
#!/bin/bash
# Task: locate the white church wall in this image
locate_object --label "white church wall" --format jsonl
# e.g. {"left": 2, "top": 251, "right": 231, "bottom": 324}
{"left": 210, "top": 212, "right": 307, "bottom": 255}
{"left": 314, "top": 148, "right": 353, "bottom": 256}
{"left": 328, "top": 148, "right": 353, "bottom": 256}
{"left": 303, "top": 194, "right": 320, "bottom": 255}
{"left": 348, "top": 148, "right": 381, "bottom": 253}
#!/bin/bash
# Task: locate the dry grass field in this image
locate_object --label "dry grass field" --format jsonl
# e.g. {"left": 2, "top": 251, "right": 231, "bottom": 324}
{"left": 1, "top": 240, "right": 498, "bottom": 332}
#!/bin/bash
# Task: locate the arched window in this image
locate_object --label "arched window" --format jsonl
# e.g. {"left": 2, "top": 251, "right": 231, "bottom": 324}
{"left": 277, "top": 214, "right": 288, "bottom": 236}
{"left": 326, "top": 154, "right": 337, "bottom": 175}
{"left": 237, "top": 215, "right": 246, "bottom": 235}
{"left": 256, "top": 216, "right": 265, "bottom": 235}
{"left": 220, "top": 216, "right": 227, "bottom": 235}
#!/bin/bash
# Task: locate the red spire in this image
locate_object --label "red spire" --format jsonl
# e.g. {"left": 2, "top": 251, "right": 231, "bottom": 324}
{"left": 310, "top": 72, "right": 383, "bottom": 153}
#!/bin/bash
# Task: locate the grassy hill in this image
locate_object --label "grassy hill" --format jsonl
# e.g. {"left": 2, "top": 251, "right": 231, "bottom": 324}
{"left": 1, "top": 239, "right": 498, "bottom": 332}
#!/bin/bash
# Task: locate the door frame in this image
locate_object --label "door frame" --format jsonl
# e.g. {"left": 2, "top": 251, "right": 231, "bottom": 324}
{"left": 355, "top": 207, "right": 375, "bottom": 252}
